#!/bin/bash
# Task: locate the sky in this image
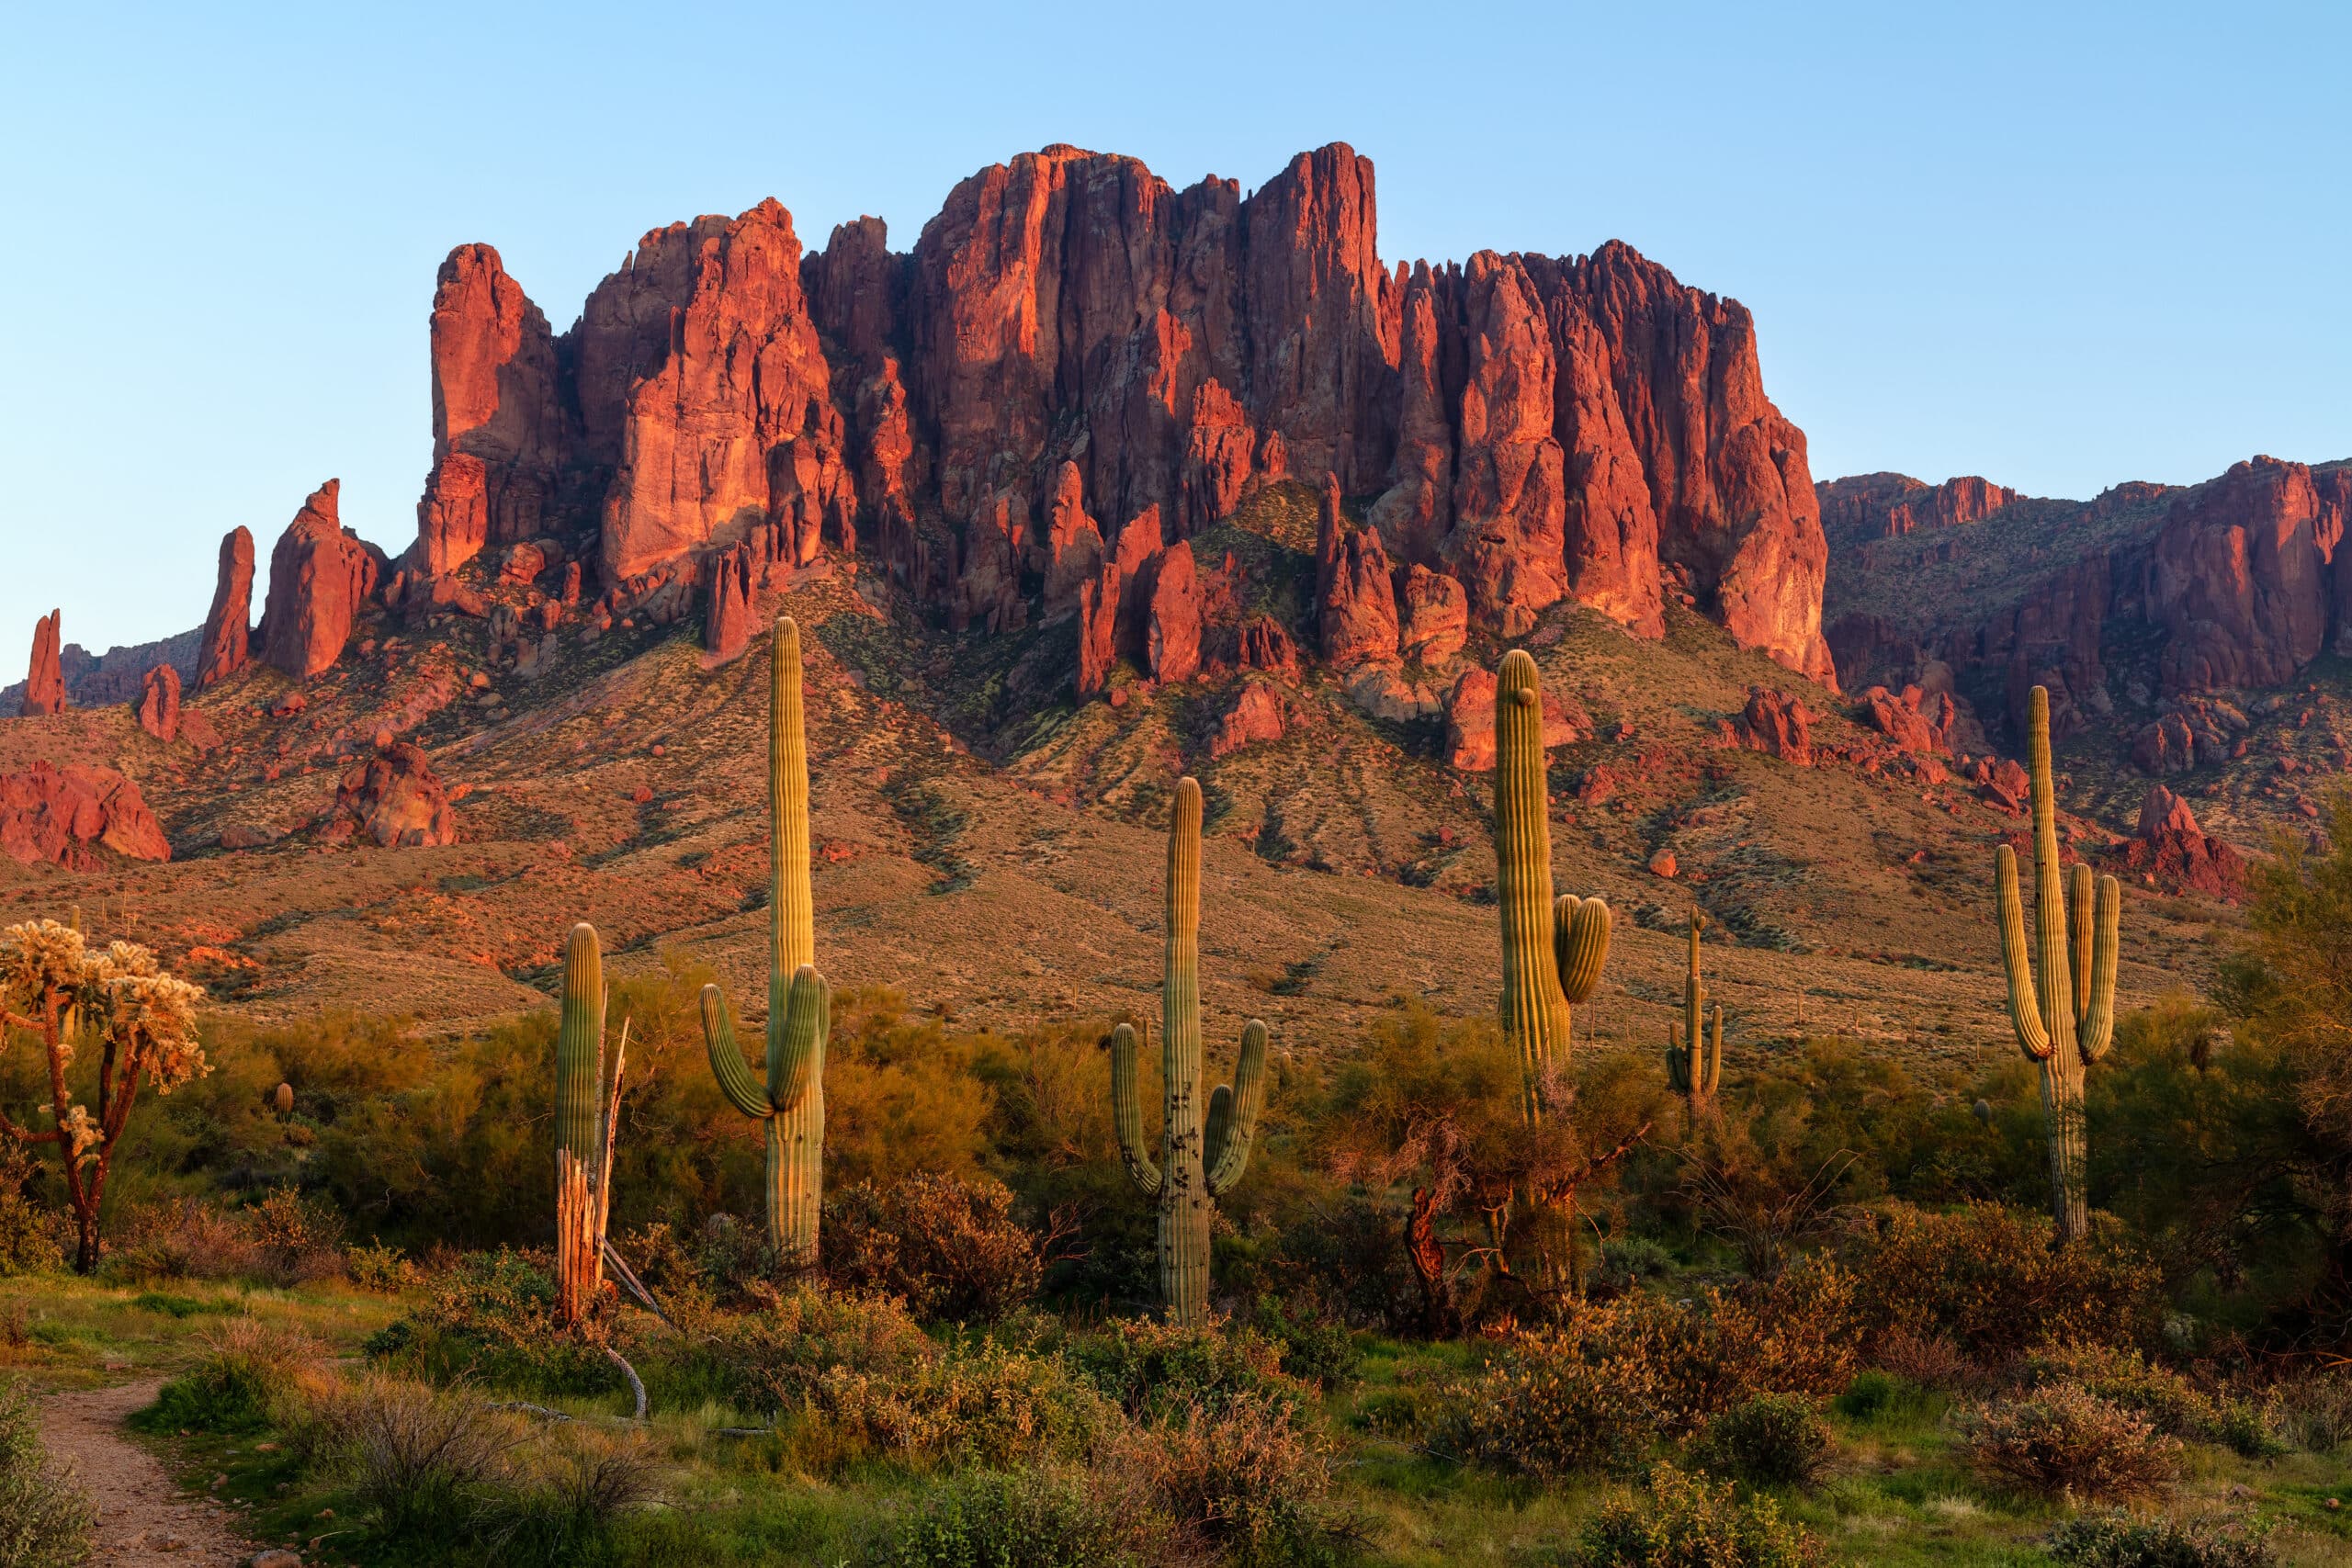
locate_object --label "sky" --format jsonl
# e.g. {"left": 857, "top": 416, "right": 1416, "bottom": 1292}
{"left": 3, "top": 1, "right": 2345, "bottom": 657}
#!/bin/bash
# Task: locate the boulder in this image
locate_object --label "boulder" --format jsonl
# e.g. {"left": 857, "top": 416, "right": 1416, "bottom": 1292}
{"left": 1442, "top": 665, "right": 1579, "bottom": 771}
{"left": 1736, "top": 687, "right": 1815, "bottom": 766}
{"left": 321, "top": 742, "right": 458, "bottom": 849}
{"left": 0, "top": 760, "right": 169, "bottom": 867}
{"left": 1208, "top": 680, "right": 1285, "bottom": 758}
{"left": 136, "top": 664, "right": 181, "bottom": 742}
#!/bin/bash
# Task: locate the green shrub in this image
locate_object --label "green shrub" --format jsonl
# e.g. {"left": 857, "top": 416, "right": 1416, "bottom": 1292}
{"left": 881, "top": 1466, "right": 1166, "bottom": 1568}
{"left": 2047, "top": 1511, "right": 2277, "bottom": 1568}
{"left": 1070, "top": 1316, "right": 1299, "bottom": 1420}
{"left": 140, "top": 1317, "right": 315, "bottom": 1435}
{"left": 1962, "top": 1384, "right": 2181, "bottom": 1497}
{"left": 1249, "top": 1298, "right": 1362, "bottom": 1391}
{"left": 347, "top": 1238, "right": 419, "bottom": 1293}
{"left": 0, "top": 1376, "right": 95, "bottom": 1568}
{"left": 1687, "top": 1393, "right": 1832, "bottom": 1487}
{"left": 1834, "top": 1370, "right": 1928, "bottom": 1422}
{"left": 372, "top": 1248, "right": 616, "bottom": 1397}
{"left": 796, "top": 1339, "right": 1108, "bottom": 1472}
{"left": 1435, "top": 1324, "right": 1667, "bottom": 1480}
{"left": 1573, "top": 1464, "right": 1826, "bottom": 1567}
{"left": 1847, "top": 1203, "right": 2162, "bottom": 1363}
{"left": 824, "top": 1174, "right": 1044, "bottom": 1322}
{"left": 0, "top": 1149, "right": 61, "bottom": 1277}
{"left": 129, "top": 1292, "right": 220, "bottom": 1319}
{"left": 305, "top": 1372, "right": 520, "bottom": 1542}
{"left": 1120, "top": 1392, "right": 1340, "bottom": 1565}
{"left": 475, "top": 1423, "right": 662, "bottom": 1567}
{"left": 693, "top": 1284, "right": 935, "bottom": 1416}
{"left": 2022, "top": 1344, "right": 2282, "bottom": 1457}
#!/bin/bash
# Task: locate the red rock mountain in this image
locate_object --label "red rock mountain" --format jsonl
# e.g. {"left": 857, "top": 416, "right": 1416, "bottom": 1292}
{"left": 391, "top": 142, "right": 1835, "bottom": 688}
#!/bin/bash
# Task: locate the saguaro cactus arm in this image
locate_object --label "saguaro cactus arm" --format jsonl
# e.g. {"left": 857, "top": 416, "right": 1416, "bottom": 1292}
{"left": 1705, "top": 1004, "right": 1724, "bottom": 1094}
{"left": 1110, "top": 1021, "right": 1164, "bottom": 1198}
{"left": 1995, "top": 845, "right": 2053, "bottom": 1060}
{"left": 1554, "top": 896, "right": 1611, "bottom": 1006}
{"left": 699, "top": 984, "right": 775, "bottom": 1120}
{"left": 767, "top": 965, "right": 829, "bottom": 1113}
{"left": 2077, "top": 873, "right": 2121, "bottom": 1062}
{"left": 1204, "top": 1019, "right": 1268, "bottom": 1198}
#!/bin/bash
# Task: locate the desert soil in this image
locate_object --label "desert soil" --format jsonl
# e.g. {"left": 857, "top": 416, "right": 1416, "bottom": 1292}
{"left": 40, "top": 1379, "right": 258, "bottom": 1566}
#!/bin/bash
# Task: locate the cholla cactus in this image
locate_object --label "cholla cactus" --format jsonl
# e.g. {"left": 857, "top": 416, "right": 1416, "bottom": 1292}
{"left": 1996, "top": 685, "right": 2120, "bottom": 1245}
{"left": 1665, "top": 909, "right": 1724, "bottom": 1108}
{"left": 701, "top": 615, "right": 832, "bottom": 1269}
{"left": 0, "top": 919, "right": 207, "bottom": 1272}
{"left": 1492, "top": 649, "right": 1611, "bottom": 1123}
{"left": 1111, "top": 777, "right": 1269, "bottom": 1326}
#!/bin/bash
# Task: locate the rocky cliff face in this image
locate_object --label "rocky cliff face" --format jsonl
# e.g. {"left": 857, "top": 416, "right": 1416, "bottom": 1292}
{"left": 1824, "top": 457, "right": 2352, "bottom": 761}
{"left": 19, "top": 611, "right": 64, "bottom": 716}
{"left": 397, "top": 141, "right": 1835, "bottom": 691}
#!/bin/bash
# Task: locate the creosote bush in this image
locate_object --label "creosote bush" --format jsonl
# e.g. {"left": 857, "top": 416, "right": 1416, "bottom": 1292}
{"left": 1962, "top": 1383, "right": 2183, "bottom": 1497}
{"left": 2046, "top": 1511, "right": 2278, "bottom": 1568}
{"left": 1573, "top": 1463, "right": 1826, "bottom": 1567}
{"left": 1847, "top": 1202, "right": 2162, "bottom": 1363}
{"left": 823, "top": 1172, "right": 1045, "bottom": 1322}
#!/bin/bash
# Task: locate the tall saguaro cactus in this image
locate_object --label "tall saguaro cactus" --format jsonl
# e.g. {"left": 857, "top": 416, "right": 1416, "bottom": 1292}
{"left": 1996, "top": 684, "right": 2120, "bottom": 1246}
{"left": 1665, "top": 909, "right": 1724, "bottom": 1109}
{"left": 1493, "top": 649, "right": 1611, "bottom": 1122}
{"left": 701, "top": 615, "right": 833, "bottom": 1269}
{"left": 1111, "top": 776, "right": 1270, "bottom": 1326}
{"left": 554, "top": 921, "right": 607, "bottom": 1325}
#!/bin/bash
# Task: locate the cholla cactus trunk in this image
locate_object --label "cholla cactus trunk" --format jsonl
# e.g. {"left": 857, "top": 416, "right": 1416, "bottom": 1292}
{"left": 700, "top": 616, "right": 831, "bottom": 1271}
{"left": 1110, "top": 777, "right": 1269, "bottom": 1326}
{"left": 554, "top": 921, "right": 605, "bottom": 1325}
{"left": 1996, "top": 686, "right": 2120, "bottom": 1246}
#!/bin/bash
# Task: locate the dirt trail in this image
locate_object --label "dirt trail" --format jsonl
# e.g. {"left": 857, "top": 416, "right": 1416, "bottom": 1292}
{"left": 40, "top": 1380, "right": 259, "bottom": 1566}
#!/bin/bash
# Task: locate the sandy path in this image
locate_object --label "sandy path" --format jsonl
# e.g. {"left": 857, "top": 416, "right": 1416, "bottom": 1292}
{"left": 39, "top": 1380, "right": 259, "bottom": 1566}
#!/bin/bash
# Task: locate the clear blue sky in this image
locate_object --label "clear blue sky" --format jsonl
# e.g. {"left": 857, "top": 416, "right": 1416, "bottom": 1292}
{"left": 5, "top": 1, "right": 2344, "bottom": 656}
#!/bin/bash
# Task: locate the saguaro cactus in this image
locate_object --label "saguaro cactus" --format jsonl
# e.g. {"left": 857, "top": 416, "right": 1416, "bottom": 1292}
{"left": 1665, "top": 909, "right": 1724, "bottom": 1108}
{"left": 701, "top": 615, "right": 832, "bottom": 1269}
{"left": 1493, "top": 649, "right": 1611, "bottom": 1122}
{"left": 1996, "top": 684, "right": 2120, "bottom": 1246}
{"left": 554, "top": 920, "right": 607, "bottom": 1325}
{"left": 1111, "top": 776, "right": 1269, "bottom": 1326}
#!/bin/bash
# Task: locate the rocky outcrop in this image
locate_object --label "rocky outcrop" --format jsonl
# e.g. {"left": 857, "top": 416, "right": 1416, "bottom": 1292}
{"left": 1146, "top": 540, "right": 1203, "bottom": 682}
{"left": 1315, "top": 476, "right": 1399, "bottom": 666}
{"left": 321, "top": 742, "right": 458, "bottom": 848}
{"left": 137, "top": 665, "right": 180, "bottom": 742}
{"left": 2130, "top": 695, "right": 2250, "bottom": 775}
{"left": 259, "top": 481, "right": 387, "bottom": 679}
{"left": 19, "top": 611, "right": 63, "bottom": 716}
{"left": 1237, "top": 614, "right": 1299, "bottom": 676}
{"left": 1442, "top": 664, "right": 1582, "bottom": 771}
{"left": 2122, "top": 784, "right": 2247, "bottom": 901}
{"left": 1208, "top": 679, "right": 1285, "bottom": 758}
{"left": 416, "top": 244, "right": 565, "bottom": 576}
{"left": 1735, "top": 687, "right": 1815, "bottom": 766}
{"left": 1076, "top": 562, "right": 1119, "bottom": 696}
{"left": 1040, "top": 462, "right": 1106, "bottom": 616}
{"left": 1819, "top": 472, "right": 2018, "bottom": 539}
{"left": 706, "top": 543, "right": 755, "bottom": 662}
{"left": 1396, "top": 565, "right": 1468, "bottom": 664}
{"left": 1855, "top": 683, "right": 1967, "bottom": 755}
{"left": 197, "top": 527, "right": 255, "bottom": 688}
{"left": 0, "top": 761, "right": 169, "bottom": 867}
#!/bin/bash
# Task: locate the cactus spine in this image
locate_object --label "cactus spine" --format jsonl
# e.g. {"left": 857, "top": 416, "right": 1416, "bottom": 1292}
{"left": 1111, "top": 776, "right": 1269, "bottom": 1326}
{"left": 1665, "top": 909, "right": 1723, "bottom": 1107}
{"left": 1493, "top": 649, "right": 1611, "bottom": 1122}
{"left": 1996, "top": 684, "right": 2120, "bottom": 1246}
{"left": 701, "top": 615, "right": 831, "bottom": 1269}
{"left": 554, "top": 920, "right": 606, "bottom": 1325}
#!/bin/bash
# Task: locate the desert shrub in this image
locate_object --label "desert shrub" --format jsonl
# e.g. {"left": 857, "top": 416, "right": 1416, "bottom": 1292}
{"left": 475, "top": 1423, "right": 662, "bottom": 1567}
{"left": 796, "top": 1339, "right": 1107, "bottom": 1472}
{"left": 102, "top": 1198, "right": 254, "bottom": 1281}
{"left": 693, "top": 1284, "right": 935, "bottom": 1415}
{"left": 1070, "top": 1316, "right": 1298, "bottom": 1420}
{"left": 347, "top": 1237, "right": 419, "bottom": 1293}
{"left": 1687, "top": 1393, "right": 1833, "bottom": 1487}
{"left": 1248, "top": 1298, "right": 1362, "bottom": 1390}
{"left": 824, "top": 1173, "right": 1043, "bottom": 1322}
{"left": 1439, "top": 1261, "right": 1859, "bottom": 1481}
{"left": 368, "top": 1248, "right": 616, "bottom": 1396}
{"left": 1962, "top": 1384, "right": 2182, "bottom": 1497}
{"left": 881, "top": 1465, "right": 1175, "bottom": 1568}
{"left": 1847, "top": 1202, "right": 2163, "bottom": 1362}
{"left": 1869, "top": 1327, "right": 1983, "bottom": 1393}
{"left": 247, "top": 1185, "right": 348, "bottom": 1283}
{"left": 2047, "top": 1511, "right": 2277, "bottom": 1568}
{"left": 305, "top": 1371, "right": 522, "bottom": 1541}
{"left": 141, "top": 1316, "right": 317, "bottom": 1435}
{"left": 0, "top": 1376, "right": 95, "bottom": 1568}
{"left": 2022, "top": 1344, "right": 2282, "bottom": 1456}
{"left": 2272, "top": 1367, "right": 2352, "bottom": 1452}
{"left": 1120, "top": 1392, "right": 1339, "bottom": 1565}
{"left": 1572, "top": 1463, "right": 1826, "bottom": 1567}
{"left": 0, "top": 1148, "right": 61, "bottom": 1277}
